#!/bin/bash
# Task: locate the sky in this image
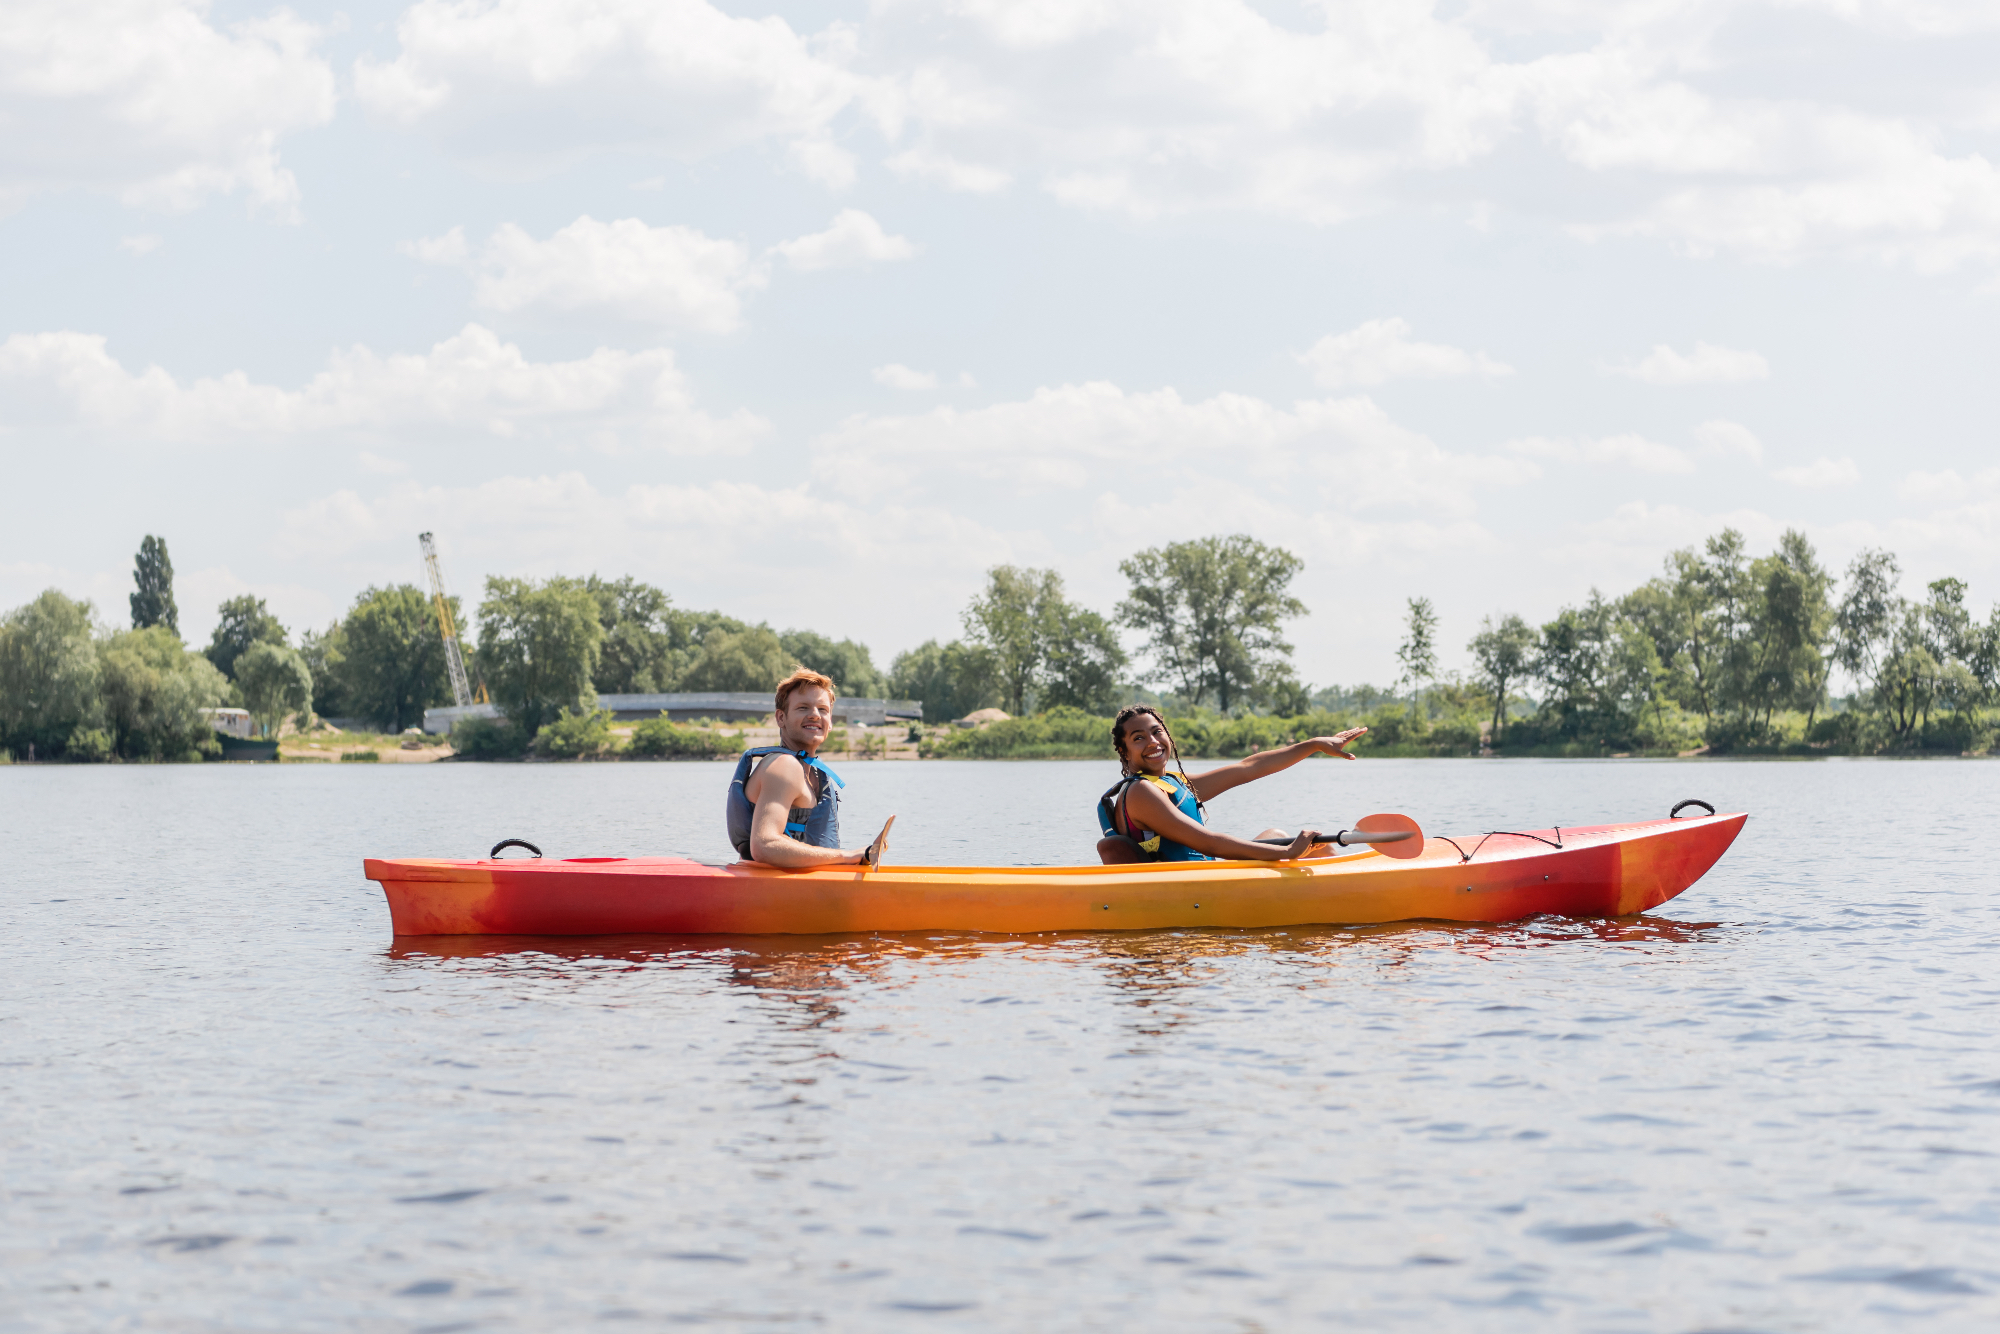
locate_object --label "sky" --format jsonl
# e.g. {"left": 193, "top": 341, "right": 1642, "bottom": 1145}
{"left": 4, "top": 0, "right": 1999, "bottom": 689}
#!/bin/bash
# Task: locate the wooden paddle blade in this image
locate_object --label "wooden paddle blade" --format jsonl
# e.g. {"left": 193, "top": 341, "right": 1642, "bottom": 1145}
{"left": 1356, "top": 812, "right": 1425, "bottom": 859}
{"left": 864, "top": 815, "right": 896, "bottom": 870}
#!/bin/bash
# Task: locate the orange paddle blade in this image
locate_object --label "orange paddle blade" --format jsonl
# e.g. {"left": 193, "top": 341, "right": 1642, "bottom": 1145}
{"left": 1356, "top": 812, "right": 1426, "bottom": 859}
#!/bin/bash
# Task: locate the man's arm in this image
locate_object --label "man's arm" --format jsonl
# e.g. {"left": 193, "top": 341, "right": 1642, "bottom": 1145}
{"left": 747, "top": 754, "right": 865, "bottom": 868}
{"left": 1123, "top": 780, "right": 1321, "bottom": 861}
{"left": 1187, "top": 728, "right": 1369, "bottom": 802}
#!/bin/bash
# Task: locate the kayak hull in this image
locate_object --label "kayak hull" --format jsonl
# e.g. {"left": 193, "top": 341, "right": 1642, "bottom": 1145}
{"left": 363, "top": 812, "right": 1745, "bottom": 937}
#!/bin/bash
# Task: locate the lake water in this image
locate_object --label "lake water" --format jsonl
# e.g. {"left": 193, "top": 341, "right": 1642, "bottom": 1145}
{"left": 5, "top": 757, "right": 1998, "bottom": 1332}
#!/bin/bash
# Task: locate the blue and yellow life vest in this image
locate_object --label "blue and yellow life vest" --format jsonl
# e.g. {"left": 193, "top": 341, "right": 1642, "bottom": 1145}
{"left": 1097, "top": 771, "right": 1210, "bottom": 862}
{"left": 726, "top": 746, "right": 844, "bottom": 860}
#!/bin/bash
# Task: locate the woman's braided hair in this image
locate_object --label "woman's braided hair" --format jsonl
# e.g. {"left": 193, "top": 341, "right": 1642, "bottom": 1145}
{"left": 1110, "top": 704, "right": 1205, "bottom": 817}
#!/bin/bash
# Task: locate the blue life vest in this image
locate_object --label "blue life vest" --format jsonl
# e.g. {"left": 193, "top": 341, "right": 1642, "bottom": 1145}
{"left": 1097, "top": 772, "right": 1210, "bottom": 862}
{"left": 726, "top": 746, "right": 844, "bottom": 860}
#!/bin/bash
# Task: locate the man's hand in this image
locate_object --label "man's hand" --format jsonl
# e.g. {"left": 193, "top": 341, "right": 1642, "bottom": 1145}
{"left": 1314, "top": 727, "right": 1368, "bottom": 760}
{"left": 860, "top": 815, "right": 896, "bottom": 869}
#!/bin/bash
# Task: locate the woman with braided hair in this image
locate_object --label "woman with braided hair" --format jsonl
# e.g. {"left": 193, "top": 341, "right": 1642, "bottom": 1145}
{"left": 1095, "top": 705, "right": 1369, "bottom": 864}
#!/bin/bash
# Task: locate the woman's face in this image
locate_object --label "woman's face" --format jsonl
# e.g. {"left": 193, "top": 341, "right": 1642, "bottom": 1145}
{"left": 1119, "top": 713, "right": 1171, "bottom": 774}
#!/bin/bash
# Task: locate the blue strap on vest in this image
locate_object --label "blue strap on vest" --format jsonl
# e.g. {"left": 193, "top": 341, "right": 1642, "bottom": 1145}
{"left": 726, "top": 746, "right": 844, "bottom": 860}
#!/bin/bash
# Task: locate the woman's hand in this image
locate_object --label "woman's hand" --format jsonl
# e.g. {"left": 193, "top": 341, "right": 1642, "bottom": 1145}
{"left": 1280, "top": 828, "right": 1324, "bottom": 859}
{"left": 1313, "top": 727, "right": 1368, "bottom": 760}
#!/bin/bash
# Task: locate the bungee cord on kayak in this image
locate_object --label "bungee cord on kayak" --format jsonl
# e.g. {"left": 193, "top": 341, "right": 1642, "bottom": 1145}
{"left": 1433, "top": 800, "right": 1715, "bottom": 864}
{"left": 1439, "top": 828, "right": 1565, "bottom": 864}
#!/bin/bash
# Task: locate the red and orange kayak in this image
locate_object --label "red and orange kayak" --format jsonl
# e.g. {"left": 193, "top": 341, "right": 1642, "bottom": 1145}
{"left": 364, "top": 810, "right": 1745, "bottom": 936}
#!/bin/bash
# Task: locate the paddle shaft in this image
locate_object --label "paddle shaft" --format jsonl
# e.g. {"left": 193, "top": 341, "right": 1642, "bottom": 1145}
{"left": 1334, "top": 828, "right": 1414, "bottom": 845}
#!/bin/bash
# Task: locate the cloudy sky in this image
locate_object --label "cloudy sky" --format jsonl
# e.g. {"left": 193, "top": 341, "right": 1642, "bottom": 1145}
{"left": 4, "top": 0, "right": 1998, "bottom": 687}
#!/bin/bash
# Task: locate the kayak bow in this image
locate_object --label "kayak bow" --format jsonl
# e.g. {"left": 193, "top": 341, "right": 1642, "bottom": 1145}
{"left": 363, "top": 810, "right": 1745, "bottom": 937}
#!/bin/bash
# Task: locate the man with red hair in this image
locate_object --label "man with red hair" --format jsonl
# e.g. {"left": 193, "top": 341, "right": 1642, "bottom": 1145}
{"left": 725, "top": 667, "right": 894, "bottom": 867}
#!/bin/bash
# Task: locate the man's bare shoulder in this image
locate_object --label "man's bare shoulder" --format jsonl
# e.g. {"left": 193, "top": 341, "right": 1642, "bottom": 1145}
{"left": 747, "top": 751, "right": 811, "bottom": 803}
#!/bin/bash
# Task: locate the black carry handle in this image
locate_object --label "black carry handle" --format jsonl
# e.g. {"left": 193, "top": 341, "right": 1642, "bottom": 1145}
{"left": 1334, "top": 829, "right": 1415, "bottom": 845}
{"left": 1670, "top": 799, "right": 1715, "bottom": 820}
{"left": 490, "top": 838, "right": 543, "bottom": 859}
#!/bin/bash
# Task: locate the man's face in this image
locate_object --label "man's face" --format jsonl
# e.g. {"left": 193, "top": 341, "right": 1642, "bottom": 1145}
{"left": 779, "top": 685, "right": 834, "bottom": 753}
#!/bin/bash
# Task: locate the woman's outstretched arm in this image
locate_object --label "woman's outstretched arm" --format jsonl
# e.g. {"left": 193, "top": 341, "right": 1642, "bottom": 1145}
{"left": 1185, "top": 727, "right": 1368, "bottom": 802}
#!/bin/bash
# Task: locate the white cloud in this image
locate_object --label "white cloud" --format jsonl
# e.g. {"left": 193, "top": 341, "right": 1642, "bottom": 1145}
{"left": 119, "top": 234, "right": 162, "bottom": 256}
{"left": 0, "top": 323, "right": 764, "bottom": 454}
{"left": 1772, "top": 456, "right": 1860, "bottom": 489}
{"left": 1899, "top": 467, "right": 2000, "bottom": 505}
{"left": 405, "top": 216, "right": 762, "bottom": 332}
{"left": 353, "top": 0, "right": 868, "bottom": 180}
{"left": 1693, "top": 419, "right": 1764, "bottom": 463}
{"left": 346, "top": 1, "right": 2000, "bottom": 271}
{"left": 1508, "top": 433, "right": 1695, "bottom": 474}
{"left": 884, "top": 149, "right": 1013, "bottom": 194}
{"left": 817, "top": 381, "right": 1537, "bottom": 517}
{"left": 1297, "top": 318, "right": 1512, "bottom": 389}
{"left": 770, "top": 209, "right": 916, "bottom": 271}
{"left": 1606, "top": 342, "right": 1770, "bottom": 385}
{"left": 0, "top": 0, "right": 335, "bottom": 216}
{"left": 274, "top": 473, "right": 1024, "bottom": 629}
{"left": 1581, "top": 112, "right": 2000, "bottom": 271}
{"left": 873, "top": 363, "right": 938, "bottom": 390}
{"left": 404, "top": 211, "right": 912, "bottom": 328}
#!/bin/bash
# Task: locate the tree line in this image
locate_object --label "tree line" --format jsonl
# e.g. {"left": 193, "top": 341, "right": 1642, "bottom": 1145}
{"left": 4, "top": 527, "right": 1993, "bottom": 760}
{"left": 1423, "top": 528, "right": 1999, "bottom": 754}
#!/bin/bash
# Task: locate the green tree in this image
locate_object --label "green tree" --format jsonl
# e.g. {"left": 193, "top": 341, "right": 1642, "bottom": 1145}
{"left": 129, "top": 535, "right": 178, "bottom": 635}
{"left": 1874, "top": 604, "right": 1940, "bottom": 743}
{"left": 1834, "top": 548, "right": 1900, "bottom": 699}
{"left": 205, "top": 595, "right": 288, "bottom": 680}
{"left": 1039, "top": 600, "right": 1127, "bottom": 714}
{"left": 887, "top": 639, "right": 999, "bottom": 723}
{"left": 1739, "top": 531, "right": 1833, "bottom": 732}
{"left": 475, "top": 576, "right": 605, "bottom": 736}
{"left": 1395, "top": 597, "right": 1439, "bottom": 697}
{"left": 1966, "top": 604, "right": 2000, "bottom": 704}
{"left": 1528, "top": 592, "right": 1655, "bottom": 748}
{"left": 299, "top": 622, "right": 350, "bottom": 719}
{"left": 337, "top": 585, "right": 455, "bottom": 732}
{"left": 680, "top": 626, "right": 790, "bottom": 693}
{"left": 0, "top": 590, "right": 104, "bottom": 758}
{"left": 1467, "top": 612, "right": 1536, "bottom": 744}
{"left": 97, "top": 626, "right": 230, "bottom": 759}
{"left": 1654, "top": 538, "right": 1727, "bottom": 721}
{"left": 235, "top": 641, "right": 314, "bottom": 737}
{"left": 1116, "top": 534, "right": 1306, "bottom": 713}
{"left": 958, "top": 566, "right": 1126, "bottom": 714}
{"left": 962, "top": 565, "right": 1061, "bottom": 715}
{"left": 780, "top": 629, "right": 886, "bottom": 698}
{"left": 587, "top": 575, "right": 680, "bottom": 693}
{"left": 1262, "top": 672, "right": 1313, "bottom": 717}
{"left": 1918, "top": 578, "right": 1988, "bottom": 725}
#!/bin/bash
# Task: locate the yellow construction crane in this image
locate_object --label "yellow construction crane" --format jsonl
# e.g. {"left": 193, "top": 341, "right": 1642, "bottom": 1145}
{"left": 419, "top": 532, "right": 486, "bottom": 706}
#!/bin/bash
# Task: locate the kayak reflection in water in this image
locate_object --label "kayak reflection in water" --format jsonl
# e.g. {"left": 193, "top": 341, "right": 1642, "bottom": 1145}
{"left": 1096, "top": 704, "right": 1368, "bottom": 865}
{"left": 724, "top": 668, "right": 895, "bottom": 869}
